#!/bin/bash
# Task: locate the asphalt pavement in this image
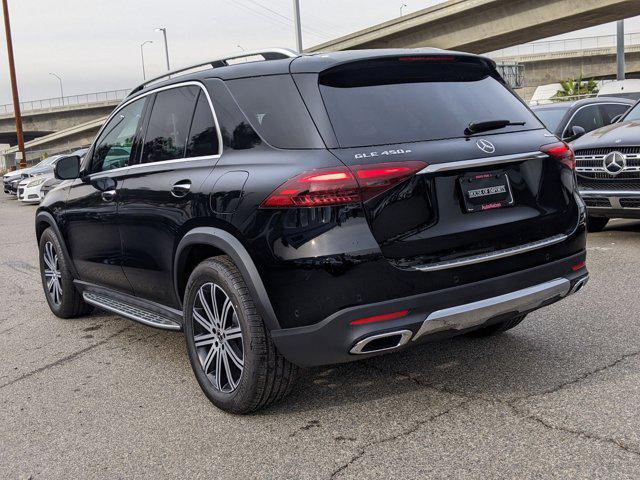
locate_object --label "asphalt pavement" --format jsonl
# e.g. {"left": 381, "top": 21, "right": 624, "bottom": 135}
{"left": 1, "top": 194, "right": 639, "bottom": 479}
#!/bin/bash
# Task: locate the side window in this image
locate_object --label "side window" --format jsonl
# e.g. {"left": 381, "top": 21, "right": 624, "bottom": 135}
{"left": 90, "top": 98, "right": 145, "bottom": 174}
{"left": 186, "top": 91, "right": 220, "bottom": 157}
{"left": 600, "top": 103, "right": 630, "bottom": 124}
{"left": 563, "top": 105, "right": 605, "bottom": 139}
{"left": 141, "top": 86, "right": 199, "bottom": 164}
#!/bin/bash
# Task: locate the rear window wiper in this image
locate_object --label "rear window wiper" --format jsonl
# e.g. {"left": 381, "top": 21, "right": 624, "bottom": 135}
{"left": 465, "top": 120, "right": 526, "bottom": 136}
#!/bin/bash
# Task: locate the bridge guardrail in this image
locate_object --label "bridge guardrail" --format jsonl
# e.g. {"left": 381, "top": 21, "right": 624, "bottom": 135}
{"left": 0, "top": 89, "right": 129, "bottom": 115}
{"left": 490, "top": 32, "right": 640, "bottom": 58}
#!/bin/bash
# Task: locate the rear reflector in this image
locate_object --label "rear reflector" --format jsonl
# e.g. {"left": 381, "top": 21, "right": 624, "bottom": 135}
{"left": 261, "top": 161, "right": 426, "bottom": 208}
{"left": 541, "top": 142, "right": 576, "bottom": 170}
{"left": 350, "top": 310, "right": 409, "bottom": 326}
{"left": 572, "top": 260, "right": 586, "bottom": 271}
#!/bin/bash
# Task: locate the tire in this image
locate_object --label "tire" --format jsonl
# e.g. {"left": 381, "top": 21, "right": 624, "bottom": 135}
{"left": 587, "top": 216, "right": 609, "bottom": 233}
{"left": 38, "top": 227, "right": 92, "bottom": 318}
{"left": 464, "top": 313, "right": 527, "bottom": 338}
{"left": 184, "top": 256, "right": 298, "bottom": 414}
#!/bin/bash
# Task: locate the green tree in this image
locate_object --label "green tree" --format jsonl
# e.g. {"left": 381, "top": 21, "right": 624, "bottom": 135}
{"left": 554, "top": 77, "right": 599, "bottom": 100}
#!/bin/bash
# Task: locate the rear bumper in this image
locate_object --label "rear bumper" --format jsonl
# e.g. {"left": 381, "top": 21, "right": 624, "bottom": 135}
{"left": 580, "top": 189, "right": 640, "bottom": 218}
{"left": 271, "top": 251, "right": 587, "bottom": 367}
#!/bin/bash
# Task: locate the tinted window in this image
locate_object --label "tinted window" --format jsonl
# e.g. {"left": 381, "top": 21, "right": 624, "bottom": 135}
{"left": 600, "top": 103, "right": 631, "bottom": 123}
{"left": 142, "top": 86, "right": 199, "bottom": 163}
{"left": 532, "top": 106, "right": 569, "bottom": 133}
{"left": 91, "top": 98, "right": 145, "bottom": 173}
{"left": 563, "top": 105, "right": 605, "bottom": 139}
{"left": 318, "top": 58, "right": 542, "bottom": 148}
{"left": 227, "top": 75, "right": 324, "bottom": 149}
{"left": 186, "top": 91, "right": 220, "bottom": 157}
{"left": 624, "top": 102, "right": 640, "bottom": 122}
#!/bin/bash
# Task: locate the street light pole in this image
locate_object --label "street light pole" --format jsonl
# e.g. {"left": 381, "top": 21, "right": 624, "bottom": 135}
{"left": 292, "top": 0, "right": 303, "bottom": 53}
{"left": 140, "top": 40, "right": 153, "bottom": 80}
{"left": 155, "top": 27, "right": 170, "bottom": 71}
{"left": 49, "top": 72, "right": 63, "bottom": 103}
{"left": 400, "top": 4, "right": 407, "bottom": 16}
{"left": 617, "top": 20, "right": 626, "bottom": 81}
{"left": 2, "top": 0, "right": 26, "bottom": 168}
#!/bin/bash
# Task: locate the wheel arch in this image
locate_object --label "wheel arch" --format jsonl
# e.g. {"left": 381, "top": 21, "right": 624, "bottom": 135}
{"left": 174, "top": 227, "right": 280, "bottom": 331}
{"left": 35, "top": 210, "right": 79, "bottom": 279}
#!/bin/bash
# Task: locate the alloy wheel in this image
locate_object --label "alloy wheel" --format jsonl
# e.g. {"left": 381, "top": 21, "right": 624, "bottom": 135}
{"left": 192, "top": 282, "right": 244, "bottom": 393}
{"left": 43, "top": 241, "right": 62, "bottom": 306}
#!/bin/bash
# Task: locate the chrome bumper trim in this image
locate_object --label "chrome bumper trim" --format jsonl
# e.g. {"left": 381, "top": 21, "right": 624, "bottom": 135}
{"left": 412, "top": 234, "right": 567, "bottom": 272}
{"left": 414, "top": 277, "right": 572, "bottom": 340}
{"left": 580, "top": 190, "right": 640, "bottom": 197}
{"left": 417, "top": 152, "right": 547, "bottom": 175}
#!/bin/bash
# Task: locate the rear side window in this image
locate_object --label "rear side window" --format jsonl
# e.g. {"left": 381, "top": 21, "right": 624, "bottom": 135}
{"left": 186, "top": 91, "right": 220, "bottom": 157}
{"left": 600, "top": 103, "right": 630, "bottom": 123}
{"left": 226, "top": 75, "right": 324, "bottom": 149}
{"left": 142, "top": 86, "right": 199, "bottom": 163}
{"left": 318, "top": 57, "right": 543, "bottom": 148}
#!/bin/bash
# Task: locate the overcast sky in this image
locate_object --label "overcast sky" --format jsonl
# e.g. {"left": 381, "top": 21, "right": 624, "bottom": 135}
{"left": 1, "top": 0, "right": 639, "bottom": 104}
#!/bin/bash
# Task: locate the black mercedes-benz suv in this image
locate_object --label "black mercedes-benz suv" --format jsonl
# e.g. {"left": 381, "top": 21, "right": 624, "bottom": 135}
{"left": 571, "top": 99, "right": 640, "bottom": 231}
{"left": 36, "top": 48, "right": 588, "bottom": 413}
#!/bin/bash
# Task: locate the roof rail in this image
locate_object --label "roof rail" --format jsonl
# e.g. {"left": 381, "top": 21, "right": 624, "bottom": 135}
{"left": 128, "top": 48, "right": 299, "bottom": 97}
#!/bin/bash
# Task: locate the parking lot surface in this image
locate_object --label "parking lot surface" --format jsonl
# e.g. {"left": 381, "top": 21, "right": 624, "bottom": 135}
{"left": 1, "top": 194, "right": 639, "bottom": 479}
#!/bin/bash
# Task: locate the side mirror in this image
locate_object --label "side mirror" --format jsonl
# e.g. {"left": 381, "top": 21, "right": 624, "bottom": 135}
{"left": 611, "top": 114, "right": 623, "bottom": 123}
{"left": 54, "top": 155, "right": 80, "bottom": 180}
{"left": 566, "top": 125, "right": 586, "bottom": 141}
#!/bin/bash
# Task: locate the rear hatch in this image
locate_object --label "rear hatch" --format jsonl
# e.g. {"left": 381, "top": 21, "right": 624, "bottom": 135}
{"left": 317, "top": 55, "right": 580, "bottom": 269}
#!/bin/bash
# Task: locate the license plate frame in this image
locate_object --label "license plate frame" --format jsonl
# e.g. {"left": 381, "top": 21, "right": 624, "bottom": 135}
{"left": 458, "top": 171, "right": 514, "bottom": 213}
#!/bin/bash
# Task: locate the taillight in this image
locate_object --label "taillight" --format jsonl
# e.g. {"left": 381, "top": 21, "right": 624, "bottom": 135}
{"left": 541, "top": 142, "right": 575, "bottom": 170}
{"left": 261, "top": 161, "right": 426, "bottom": 208}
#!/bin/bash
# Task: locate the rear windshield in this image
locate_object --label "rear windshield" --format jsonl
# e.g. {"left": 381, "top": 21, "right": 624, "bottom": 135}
{"left": 319, "top": 57, "right": 543, "bottom": 148}
{"left": 532, "top": 106, "right": 570, "bottom": 132}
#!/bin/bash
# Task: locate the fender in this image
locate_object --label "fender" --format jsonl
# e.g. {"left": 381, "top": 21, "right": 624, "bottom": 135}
{"left": 35, "top": 210, "right": 79, "bottom": 279}
{"left": 174, "top": 227, "right": 281, "bottom": 331}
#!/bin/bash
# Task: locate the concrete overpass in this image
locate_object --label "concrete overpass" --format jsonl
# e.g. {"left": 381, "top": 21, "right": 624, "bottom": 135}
{"left": 0, "top": 100, "right": 119, "bottom": 146}
{"left": 496, "top": 45, "right": 640, "bottom": 100}
{"left": 308, "top": 0, "right": 640, "bottom": 54}
{"left": 2, "top": 116, "right": 106, "bottom": 165}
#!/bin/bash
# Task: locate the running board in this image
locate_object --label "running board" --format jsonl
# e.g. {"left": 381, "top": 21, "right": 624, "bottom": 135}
{"left": 83, "top": 292, "right": 181, "bottom": 331}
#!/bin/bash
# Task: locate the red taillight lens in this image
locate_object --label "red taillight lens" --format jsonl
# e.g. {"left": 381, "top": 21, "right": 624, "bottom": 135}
{"left": 261, "top": 161, "right": 427, "bottom": 208}
{"left": 572, "top": 260, "right": 586, "bottom": 271}
{"left": 350, "top": 310, "right": 409, "bottom": 326}
{"left": 541, "top": 142, "right": 575, "bottom": 170}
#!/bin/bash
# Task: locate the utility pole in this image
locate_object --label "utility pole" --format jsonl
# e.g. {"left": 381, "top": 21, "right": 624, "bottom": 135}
{"left": 617, "top": 20, "right": 625, "bottom": 81}
{"left": 292, "top": 0, "right": 303, "bottom": 53}
{"left": 49, "top": 72, "right": 63, "bottom": 104}
{"left": 2, "top": 0, "right": 26, "bottom": 168}
{"left": 140, "top": 40, "right": 153, "bottom": 80}
{"left": 155, "top": 27, "right": 170, "bottom": 71}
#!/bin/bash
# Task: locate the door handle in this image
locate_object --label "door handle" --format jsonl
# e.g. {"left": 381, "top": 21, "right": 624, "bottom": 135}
{"left": 102, "top": 189, "right": 116, "bottom": 202}
{"left": 171, "top": 180, "right": 191, "bottom": 198}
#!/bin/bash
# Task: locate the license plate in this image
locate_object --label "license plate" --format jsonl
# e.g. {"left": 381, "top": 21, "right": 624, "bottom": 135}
{"left": 459, "top": 172, "right": 514, "bottom": 213}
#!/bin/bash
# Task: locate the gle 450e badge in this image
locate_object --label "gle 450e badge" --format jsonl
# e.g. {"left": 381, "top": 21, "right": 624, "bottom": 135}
{"left": 354, "top": 149, "right": 412, "bottom": 159}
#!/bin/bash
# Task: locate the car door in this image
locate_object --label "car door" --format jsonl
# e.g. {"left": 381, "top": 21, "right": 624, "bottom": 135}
{"left": 63, "top": 97, "right": 147, "bottom": 293}
{"left": 118, "top": 83, "right": 222, "bottom": 308}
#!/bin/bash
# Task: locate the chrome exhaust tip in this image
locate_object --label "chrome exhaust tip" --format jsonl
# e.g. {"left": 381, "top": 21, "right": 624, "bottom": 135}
{"left": 349, "top": 330, "right": 413, "bottom": 355}
{"left": 570, "top": 275, "right": 589, "bottom": 295}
